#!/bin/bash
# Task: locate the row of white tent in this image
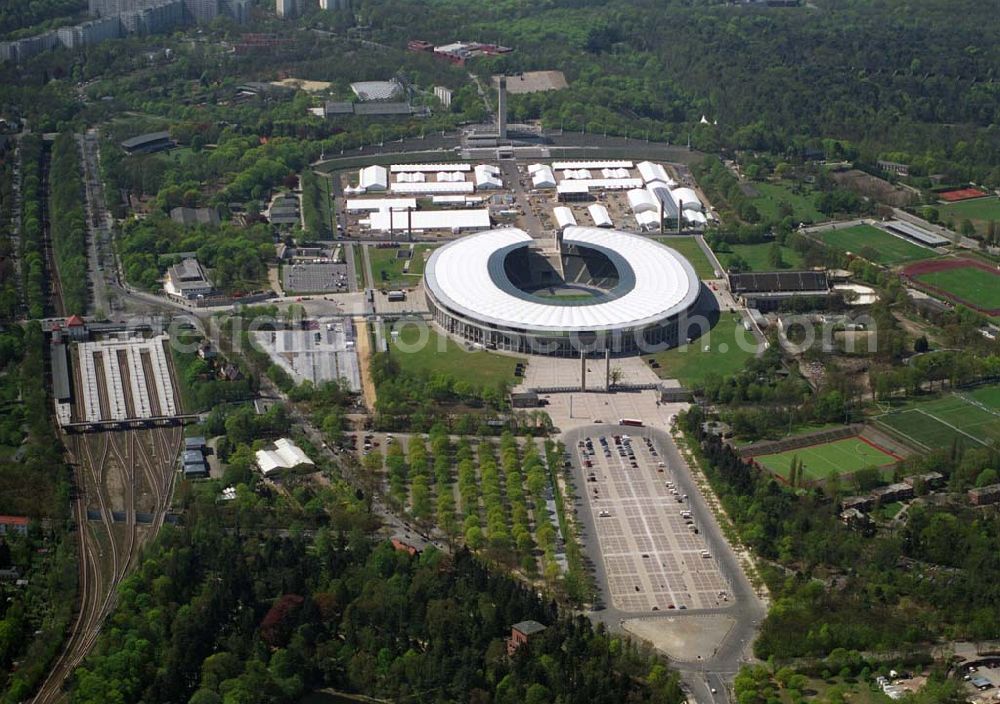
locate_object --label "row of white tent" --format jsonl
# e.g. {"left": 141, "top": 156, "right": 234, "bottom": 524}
{"left": 351, "top": 164, "right": 499, "bottom": 194}
{"left": 552, "top": 204, "right": 613, "bottom": 230}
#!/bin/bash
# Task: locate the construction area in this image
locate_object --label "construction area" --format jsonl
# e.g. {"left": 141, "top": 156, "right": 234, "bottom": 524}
{"left": 252, "top": 322, "right": 362, "bottom": 391}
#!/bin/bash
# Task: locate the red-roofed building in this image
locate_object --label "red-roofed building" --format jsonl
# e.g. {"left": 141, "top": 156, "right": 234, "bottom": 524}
{"left": 65, "top": 314, "right": 88, "bottom": 341}
{"left": 0, "top": 516, "right": 30, "bottom": 537}
{"left": 391, "top": 537, "right": 419, "bottom": 556}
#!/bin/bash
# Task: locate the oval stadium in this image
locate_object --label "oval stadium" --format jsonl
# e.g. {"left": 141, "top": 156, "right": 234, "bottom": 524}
{"left": 423, "top": 227, "right": 703, "bottom": 356}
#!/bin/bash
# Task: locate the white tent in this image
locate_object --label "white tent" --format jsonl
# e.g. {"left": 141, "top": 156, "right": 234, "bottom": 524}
{"left": 627, "top": 188, "right": 658, "bottom": 214}
{"left": 531, "top": 166, "right": 557, "bottom": 189}
{"left": 636, "top": 161, "right": 670, "bottom": 184}
{"left": 588, "top": 204, "right": 613, "bottom": 228}
{"left": 359, "top": 165, "right": 388, "bottom": 192}
{"left": 256, "top": 438, "right": 314, "bottom": 475}
{"left": 553, "top": 206, "right": 577, "bottom": 230}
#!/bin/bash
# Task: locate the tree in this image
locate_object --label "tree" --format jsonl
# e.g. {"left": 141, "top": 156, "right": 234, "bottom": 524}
{"left": 767, "top": 242, "right": 785, "bottom": 269}
{"left": 975, "top": 468, "right": 999, "bottom": 488}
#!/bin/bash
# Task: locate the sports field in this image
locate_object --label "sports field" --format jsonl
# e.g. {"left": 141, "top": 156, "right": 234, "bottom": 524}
{"left": 913, "top": 267, "right": 1000, "bottom": 311}
{"left": 754, "top": 436, "right": 898, "bottom": 482}
{"left": 938, "top": 196, "right": 1000, "bottom": 236}
{"left": 876, "top": 385, "right": 1000, "bottom": 450}
{"left": 814, "top": 224, "right": 935, "bottom": 265}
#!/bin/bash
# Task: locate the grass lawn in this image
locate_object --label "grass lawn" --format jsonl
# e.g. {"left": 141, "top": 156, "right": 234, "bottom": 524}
{"left": 814, "top": 224, "right": 936, "bottom": 265}
{"left": 644, "top": 313, "right": 758, "bottom": 386}
{"left": 750, "top": 181, "right": 825, "bottom": 223}
{"left": 714, "top": 242, "right": 804, "bottom": 272}
{"left": 388, "top": 323, "right": 523, "bottom": 389}
{"left": 938, "top": 196, "right": 1000, "bottom": 235}
{"left": 369, "top": 245, "right": 436, "bottom": 289}
{"left": 754, "top": 436, "right": 898, "bottom": 482}
{"left": 350, "top": 245, "right": 364, "bottom": 289}
{"left": 656, "top": 236, "right": 718, "bottom": 279}
{"left": 876, "top": 385, "right": 1000, "bottom": 449}
{"left": 914, "top": 267, "right": 1000, "bottom": 310}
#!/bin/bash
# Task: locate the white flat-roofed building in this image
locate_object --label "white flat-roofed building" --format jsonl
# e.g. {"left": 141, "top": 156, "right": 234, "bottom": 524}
{"left": 628, "top": 188, "right": 658, "bottom": 214}
{"left": 390, "top": 181, "right": 475, "bottom": 195}
{"left": 588, "top": 204, "right": 613, "bottom": 228}
{"left": 431, "top": 195, "right": 471, "bottom": 205}
{"left": 556, "top": 181, "right": 590, "bottom": 201}
{"left": 527, "top": 163, "right": 546, "bottom": 174}
{"left": 256, "top": 438, "right": 314, "bottom": 475}
{"left": 553, "top": 206, "right": 577, "bottom": 230}
{"left": 637, "top": 161, "right": 670, "bottom": 184}
{"left": 367, "top": 208, "right": 491, "bottom": 233}
{"left": 552, "top": 160, "right": 633, "bottom": 170}
{"left": 559, "top": 178, "right": 643, "bottom": 191}
{"left": 531, "top": 166, "right": 556, "bottom": 188}
{"left": 359, "top": 165, "right": 388, "bottom": 192}
{"left": 345, "top": 197, "right": 417, "bottom": 213}
{"left": 390, "top": 163, "right": 471, "bottom": 173}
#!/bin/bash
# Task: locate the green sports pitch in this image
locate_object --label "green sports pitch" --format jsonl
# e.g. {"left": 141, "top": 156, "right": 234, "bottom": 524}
{"left": 813, "top": 224, "right": 935, "bottom": 266}
{"left": 875, "top": 385, "right": 1000, "bottom": 450}
{"left": 754, "top": 436, "right": 899, "bottom": 482}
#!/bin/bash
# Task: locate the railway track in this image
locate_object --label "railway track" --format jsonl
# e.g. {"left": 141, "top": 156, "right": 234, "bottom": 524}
{"left": 30, "top": 427, "right": 181, "bottom": 704}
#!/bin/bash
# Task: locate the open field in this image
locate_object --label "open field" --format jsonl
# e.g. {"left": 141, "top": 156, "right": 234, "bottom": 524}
{"left": 749, "top": 181, "right": 825, "bottom": 223}
{"left": 369, "top": 245, "right": 435, "bottom": 289}
{"left": 812, "top": 224, "right": 935, "bottom": 265}
{"left": 714, "top": 242, "right": 804, "bottom": 273}
{"left": 754, "top": 436, "right": 899, "bottom": 482}
{"left": 902, "top": 258, "right": 1000, "bottom": 314}
{"left": 875, "top": 386, "right": 1000, "bottom": 450}
{"left": 389, "top": 323, "right": 523, "bottom": 388}
{"left": 938, "top": 196, "right": 1000, "bottom": 235}
{"left": 644, "top": 313, "right": 758, "bottom": 386}
{"left": 656, "top": 236, "right": 717, "bottom": 279}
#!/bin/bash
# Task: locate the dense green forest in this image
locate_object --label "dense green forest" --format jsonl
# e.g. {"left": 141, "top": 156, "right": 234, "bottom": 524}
{"left": 0, "top": 323, "right": 77, "bottom": 702}
{"left": 49, "top": 132, "right": 88, "bottom": 314}
{"left": 361, "top": 0, "right": 1000, "bottom": 184}
{"left": 681, "top": 406, "right": 1000, "bottom": 659}
{"left": 119, "top": 214, "right": 272, "bottom": 294}
{"left": 67, "top": 493, "right": 684, "bottom": 704}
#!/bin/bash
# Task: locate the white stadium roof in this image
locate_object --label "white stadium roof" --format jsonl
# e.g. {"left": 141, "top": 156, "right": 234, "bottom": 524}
{"left": 424, "top": 227, "right": 699, "bottom": 333}
{"left": 390, "top": 163, "right": 471, "bottom": 172}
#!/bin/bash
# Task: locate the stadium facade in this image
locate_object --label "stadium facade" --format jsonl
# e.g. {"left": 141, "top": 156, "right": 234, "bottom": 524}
{"left": 423, "top": 227, "right": 701, "bottom": 356}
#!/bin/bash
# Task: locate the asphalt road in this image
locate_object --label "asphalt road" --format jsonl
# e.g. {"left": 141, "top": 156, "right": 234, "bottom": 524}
{"left": 562, "top": 423, "right": 764, "bottom": 703}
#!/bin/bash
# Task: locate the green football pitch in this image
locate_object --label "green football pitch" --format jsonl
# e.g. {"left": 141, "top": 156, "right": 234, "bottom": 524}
{"left": 754, "top": 436, "right": 898, "bottom": 482}
{"left": 876, "top": 386, "right": 1000, "bottom": 450}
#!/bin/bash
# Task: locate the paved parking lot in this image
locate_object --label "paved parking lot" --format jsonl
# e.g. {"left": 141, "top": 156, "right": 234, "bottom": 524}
{"left": 283, "top": 262, "right": 351, "bottom": 293}
{"left": 575, "top": 431, "right": 729, "bottom": 612}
